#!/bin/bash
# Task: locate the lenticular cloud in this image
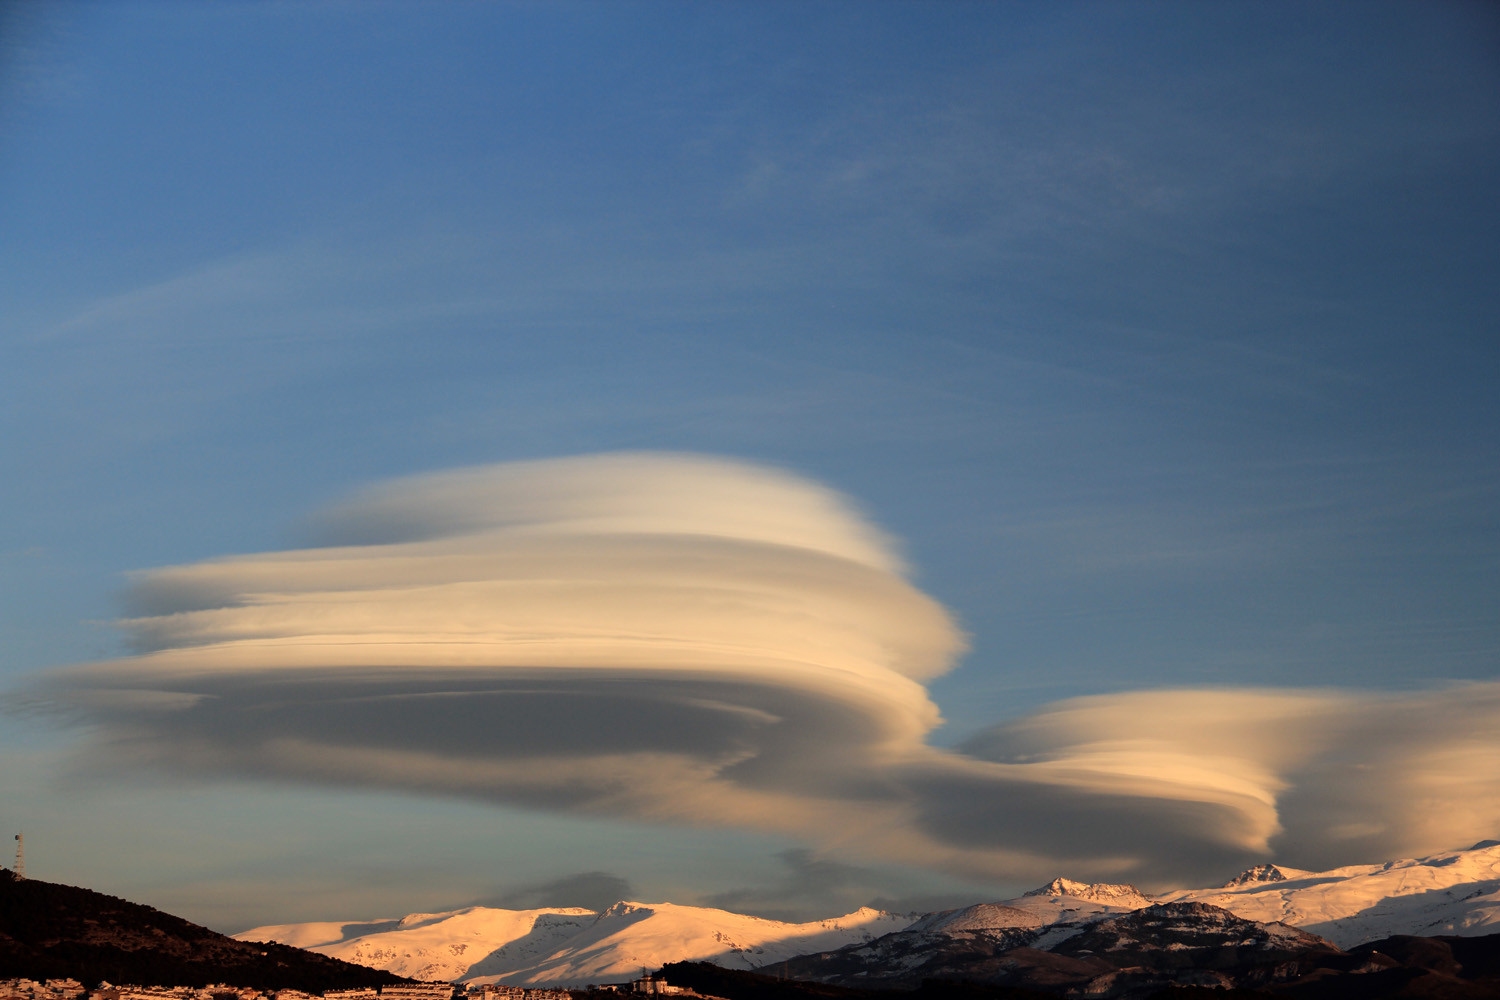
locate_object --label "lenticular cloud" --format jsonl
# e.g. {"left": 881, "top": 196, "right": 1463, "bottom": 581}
{"left": 40, "top": 453, "right": 965, "bottom": 831}
{"left": 30, "top": 453, "right": 1500, "bottom": 889}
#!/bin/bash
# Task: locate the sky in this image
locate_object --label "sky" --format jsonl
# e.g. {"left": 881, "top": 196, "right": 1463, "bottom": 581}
{"left": 1, "top": 0, "right": 1498, "bottom": 935}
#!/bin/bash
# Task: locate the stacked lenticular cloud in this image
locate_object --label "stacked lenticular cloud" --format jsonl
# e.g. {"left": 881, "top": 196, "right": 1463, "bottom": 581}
{"left": 40, "top": 453, "right": 963, "bottom": 829}
{"left": 29, "top": 452, "right": 1500, "bottom": 888}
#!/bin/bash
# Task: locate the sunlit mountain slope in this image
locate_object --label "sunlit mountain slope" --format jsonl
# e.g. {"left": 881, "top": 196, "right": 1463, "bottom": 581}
{"left": 239, "top": 900, "right": 906, "bottom": 986}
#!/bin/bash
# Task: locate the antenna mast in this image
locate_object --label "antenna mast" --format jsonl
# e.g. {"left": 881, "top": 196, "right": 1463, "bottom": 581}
{"left": 13, "top": 834, "right": 23, "bottom": 880}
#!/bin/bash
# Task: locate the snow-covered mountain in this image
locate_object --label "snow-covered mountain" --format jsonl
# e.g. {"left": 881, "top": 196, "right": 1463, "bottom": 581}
{"left": 1216, "top": 862, "right": 1308, "bottom": 887}
{"left": 888, "top": 877, "right": 1150, "bottom": 948}
{"left": 904, "top": 840, "right": 1500, "bottom": 950}
{"left": 237, "top": 840, "right": 1500, "bottom": 987}
{"left": 237, "top": 900, "right": 907, "bottom": 987}
{"left": 1023, "top": 876, "right": 1153, "bottom": 906}
{"left": 240, "top": 905, "right": 598, "bottom": 982}
{"left": 1169, "top": 839, "right": 1500, "bottom": 946}
{"left": 766, "top": 841, "right": 1500, "bottom": 993}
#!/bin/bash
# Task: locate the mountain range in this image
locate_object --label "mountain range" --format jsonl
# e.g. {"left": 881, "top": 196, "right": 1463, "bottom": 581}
{"left": 241, "top": 900, "right": 909, "bottom": 986}
{"left": 1160, "top": 839, "right": 1500, "bottom": 946}
{"left": 236, "top": 840, "right": 1500, "bottom": 989}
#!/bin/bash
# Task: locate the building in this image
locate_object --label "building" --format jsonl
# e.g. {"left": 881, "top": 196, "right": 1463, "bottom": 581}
{"left": 377, "top": 986, "right": 455, "bottom": 1000}
{"left": 323, "top": 990, "right": 377, "bottom": 1000}
{"left": 627, "top": 976, "right": 701, "bottom": 997}
{"left": 462, "top": 987, "right": 570, "bottom": 1000}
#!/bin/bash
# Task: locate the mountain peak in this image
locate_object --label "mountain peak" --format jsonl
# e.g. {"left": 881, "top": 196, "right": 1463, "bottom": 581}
{"left": 1022, "top": 877, "right": 1149, "bottom": 903}
{"left": 1220, "top": 863, "right": 1291, "bottom": 887}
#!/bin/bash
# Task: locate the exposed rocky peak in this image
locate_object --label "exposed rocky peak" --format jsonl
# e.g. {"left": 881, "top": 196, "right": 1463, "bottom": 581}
{"left": 1083, "top": 900, "right": 1331, "bottom": 948}
{"left": 1221, "top": 863, "right": 1291, "bottom": 887}
{"left": 1023, "top": 877, "right": 1150, "bottom": 904}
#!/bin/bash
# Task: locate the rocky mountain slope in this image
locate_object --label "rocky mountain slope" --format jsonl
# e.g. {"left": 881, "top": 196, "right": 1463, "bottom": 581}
{"left": 0, "top": 870, "right": 411, "bottom": 989}
{"left": 769, "top": 897, "right": 1331, "bottom": 991}
{"left": 767, "top": 900, "right": 1500, "bottom": 998}
{"left": 1168, "top": 839, "right": 1500, "bottom": 945}
{"left": 665, "top": 942, "right": 1500, "bottom": 1000}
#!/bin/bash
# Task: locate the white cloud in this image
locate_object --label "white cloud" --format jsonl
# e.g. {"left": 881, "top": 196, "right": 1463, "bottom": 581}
{"left": 26, "top": 453, "right": 1500, "bottom": 890}
{"left": 957, "top": 683, "right": 1500, "bottom": 877}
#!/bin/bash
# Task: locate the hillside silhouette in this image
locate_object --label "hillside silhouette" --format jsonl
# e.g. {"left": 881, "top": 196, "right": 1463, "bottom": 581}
{"left": 0, "top": 870, "right": 412, "bottom": 989}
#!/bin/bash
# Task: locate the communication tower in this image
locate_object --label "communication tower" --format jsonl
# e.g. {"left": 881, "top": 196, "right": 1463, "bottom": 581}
{"left": 13, "top": 833, "right": 22, "bottom": 880}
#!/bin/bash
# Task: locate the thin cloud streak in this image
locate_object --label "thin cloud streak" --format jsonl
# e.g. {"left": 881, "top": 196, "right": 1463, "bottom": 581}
{"left": 24, "top": 453, "right": 1500, "bottom": 889}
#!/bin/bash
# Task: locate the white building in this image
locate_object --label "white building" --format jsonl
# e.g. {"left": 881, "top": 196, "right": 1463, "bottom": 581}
{"left": 377, "top": 986, "right": 455, "bottom": 1000}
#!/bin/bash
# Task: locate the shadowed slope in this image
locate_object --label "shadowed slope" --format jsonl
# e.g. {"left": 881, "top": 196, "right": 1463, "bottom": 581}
{"left": 0, "top": 870, "right": 413, "bottom": 989}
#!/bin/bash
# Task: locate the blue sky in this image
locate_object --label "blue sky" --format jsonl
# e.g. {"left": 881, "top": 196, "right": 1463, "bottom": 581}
{"left": 2, "top": 1, "right": 1498, "bottom": 932}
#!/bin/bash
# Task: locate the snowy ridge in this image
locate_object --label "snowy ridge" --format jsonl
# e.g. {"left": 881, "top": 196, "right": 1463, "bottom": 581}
{"left": 239, "top": 906, "right": 597, "bottom": 982}
{"left": 765, "top": 843, "right": 1500, "bottom": 989}
{"left": 238, "top": 841, "right": 1500, "bottom": 986}
{"left": 907, "top": 901, "right": 1044, "bottom": 935}
{"left": 1218, "top": 863, "right": 1308, "bottom": 888}
{"left": 1168, "top": 839, "right": 1500, "bottom": 946}
{"left": 238, "top": 900, "right": 906, "bottom": 987}
{"left": 913, "top": 878, "right": 1153, "bottom": 937}
{"left": 1022, "top": 877, "right": 1152, "bottom": 906}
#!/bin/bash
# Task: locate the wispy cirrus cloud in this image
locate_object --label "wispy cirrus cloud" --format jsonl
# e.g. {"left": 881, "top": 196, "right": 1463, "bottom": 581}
{"left": 23, "top": 453, "right": 1500, "bottom": 890}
